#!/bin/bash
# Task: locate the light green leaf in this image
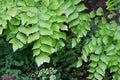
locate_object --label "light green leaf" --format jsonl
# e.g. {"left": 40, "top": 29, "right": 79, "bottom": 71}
{"left": 110, "top": 66, "right": 118, "bottom": 72}
{"left": 90, "top": 54, "right": 99, "bottom": 62}
{"left": 16, "top": 32, "right": 27, "bottom": 44}
{"left": 56, "top": 16, "right": 66, "bottom": 22}
{"left": 39, "top": 20, "right": 51, "bottom": 29}
{"left": 96, "top": 67, "right": 105, "bottom": 76}
{"left": 103, "top": 36, "right": 108, "bottom": 45}
{"left": 68, "top": 12, "right": 79, "bottom": 22}
{"left": 59, "top": 32, "right": 66, "bottom": 40}
{"left": 0, "top": 27, "right": 3, "bottom": 34}
{"left": 98, "top": 61, "right": 107, "bottom": 71}
{"left": 19, "top": 13, "right": 29, "bottom": 25}
{"left": 1, "top": 14, "right": 11, "bottom": 20}
{"left": 72, "top": 38, "right": 77, "bottom": 48}
{"left": 19, "top": 26, "right": 29, "bottom": 36}
{"left": 77, "top": 57, "right": 82, "bottom": 68}
{"left": 39, "top": 12, "right": 50, "bottom": 20}
{"left": 33, "top": 49, "right": 40, "bottom": 57}
{"left": 94, "top": 72, "right": 103, "bottom": 80}
{"left": 105, "top": 44, "right": 115, "bottom": 52}
{"left": 61, "top": 0, "right": 72, "bottom": 10}
{"left": 76, "top": 3, "right": 86, "bottom": 12}
{"left": 40, "top": 44, "right": 52, "bottom": 54}
{"left": 9, "top": 18, "right": 20, "bottom": 25}
{"left": 95, "top": 46, "right": 102, "bottom": 54}
{"left": 52, "top": 23, "right": 60, "bottom": 32}
{"left": 88, "top": 68, "right": 95, "bottom": 73}
{"left": 42, "top": 0, "right": 50, "bottom": 6}
{"left": 7, "top": 8, "right": 19, "bottom": 17}
{"left": 58, "top": 40, "right": 65, "bottom": 47}
{"left": 114, "top": 31, "right": 120, "bottom": 40}
{"left": 60, "top": 24, "right": 68, "bottom": 31}
{"left": 73, "top": 0, "right": 82, "bottom": 4}
{"left": 65, "top": 5, "right": 75, "bottom": 17}
{"left": 9, "top": 38, "right": 24, "bottom": 51}
{"left": 40, "top": 36, "right": 52, "bottom": 46}
{"left": 96, "top": 8, "right": 104, "bottom": 16}
{"left": 17, "top": 1, "right": 26, "bottom": 6}
{"left": 35, "top": 52, "right": 50, "bottom": 67}
{"left": 39, "top": 28, "right": 53, "bottom": 35}
{"left": 49, "top": 0, "right": 59, "bottom": 10}
{"left": 90, "top": 10, "right": 95, "bottom": 18}
{"left": 33, "top": 39, "right": 41, "bottom": 49}
{"left": 27, "top": 16, "right": 38, "bottom": 24}
{"left": 89, "top": 61, "right": 97, "bottom": 67}
{"left": 28, "top": 32, "right": 40, "bottom": 43}
{"left": 28, "top": 25, "right": 39, "bottom": 35}
{"left": 100, "top": 54, "right": 108, "bottom": 64}
{"left": 51, "top": 32, "right": 59, "bottom": 39}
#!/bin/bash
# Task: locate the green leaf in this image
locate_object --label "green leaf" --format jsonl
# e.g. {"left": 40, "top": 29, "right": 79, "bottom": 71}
{"left": 72, "top": 38, "right": 77, "bottom": 48}
{"left": 0, "top": 27, "right": 3, "bottom": 34}
{"left": 98, "top": 61, "right": 107, "bottom": 71}
{"left": 33, "top": 39, "right": 41, "bottom": 49}
{"left": 77, "top": 57, "right": 82, "bottom": 68}
{"left": 39, "top": 28, "right": 53, "bottom": 35}
{"left": 39, "top": 12, "right": 50, "bottom": 20}
{"left": 19, "top": 26, "right": 29, "bottom": 36}
{"left": 107, "top": 49, "right": 117, "bottom": 55}
{"left": 96, "top": 67, "right": 105, "bottom": 76}
{"left": 100, "top": 54, "right": 108, "bottom": 64}
{"left": 88, "top": 68, "right": 95, "bottom": 73}
{"left": 33, "top": 49, "right": 40, "bottom": 57}
{"left": 40, "top": 44, "right": 52, "bottom": 54}
{"left": 105, "top": 44, "right": 115, "bottom": 52}
{"left": 40, "top": 36, "right": 52, "bottom": 46}
{"left": 73, "top": 0, "right": 82, "bottom": 4}
{"left": 51, "top": 32, "right": 59, "bottom": 39}
{"left": 56, "top": 16, "right": 66, "bottom": 22}
{"left": 110, "top": 66, "right": 118, "bottom": 72}
{"left": 17, "top": 1, "right": 26, "bottom": 6}
{"left": 39, "top": 20, "right": 51, "bottom": 29}
{"left": 49, "top": 0, "right": 59, "bottom": 10}
{"left": 35, "top": 52, "right": 50, "bottom": 67}
{"left": 89, "top": 61, "right": 97, "bottom": 67}
{"left": 103, "top": 36, "right": 108, "bottom": 45}
{"left": 42, "top": 0, "right": 50, "bottom": 6}
{"left": 94, "top": 72, "right": 103, "bottom": 80}
{"left": 90, "top": 54, "right": 99, "bottom": 62}
{"left": 114, "top": 31, "right": 120, "bottom": 40}
{"left": 28, "top": 32, "right": 40, "bottom": 43}
{"left": 90, "top": 10, "right": 95, "bottom": 18}
{"left": 9, "top": 18, "right": 20, "bottom": 25}
{"left": 7, "top": 8, "right": 19, "bottom": 17}
{"left": 95, "top": 46, "right": 102, "bottom": 54}
{"left": 16, "top": 32, "right": 27, "bottom": 44}
{"left": 52, "top": 23, "right": 60, "bottom": 32}
{"left": 65, "top": 5, "right": 75, "bottom": 17}
{"left": 76, "top": 3, "right": 86, "bottom": 12}
{"left": 28, "top": 25, "right": 39, "bottom": 35}
{"left": 1, "top": 14, "right": 11, "bottom": 20}
{"left": 19, "top": 13, "right": 29, "bottom": 25}
{"left": 59, "top": 32, "right": 66, "bottom": 40}
{"left": 68, "top": 12, "right": 79, "bottom": 22}
{"left": 9, "top": 38, "right": 23, "bottom": 51}
{"left": 96, "top": 8, "right": 104, "bottom": 16}
{"left": 60, "top": 24, "right": 68, "bottom": 31}
{"left": 61, "top": 0, "right": 72, "bottom": 10}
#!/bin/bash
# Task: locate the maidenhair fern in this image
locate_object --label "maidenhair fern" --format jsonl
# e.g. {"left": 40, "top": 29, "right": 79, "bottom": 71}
{"left": 0, "top": 0, "right": 120, "bottom": 80}
{"left": 0, "top": 0, "right": 89, "bottom": 67}
{"left": 82, "top": 7, "right": 120, "bottom": 80}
